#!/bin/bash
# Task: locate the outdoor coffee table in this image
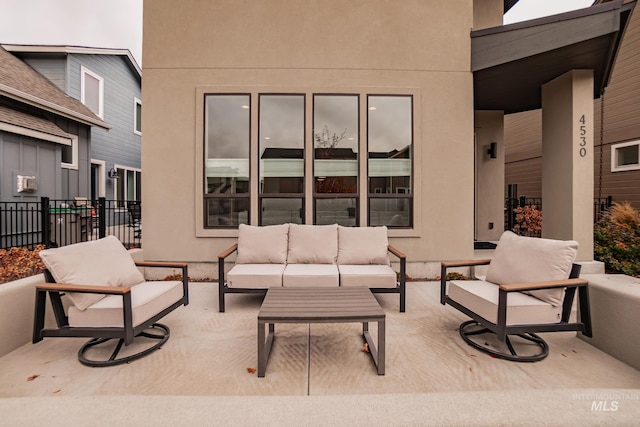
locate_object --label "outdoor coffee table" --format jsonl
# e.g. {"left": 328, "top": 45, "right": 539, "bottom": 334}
{"left": 257, "top": 287, "right": 386, "bottom": 377}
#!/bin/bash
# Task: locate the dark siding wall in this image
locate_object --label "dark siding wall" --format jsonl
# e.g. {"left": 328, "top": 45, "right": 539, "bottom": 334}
{"left": 67, "top": 54, "right": 141, "bottom": 169}
{"left": 505, "top": 6, "right": 640, "bottom": 209}
{"left": 21, "top": 56, "right": 67, "bottom": 92}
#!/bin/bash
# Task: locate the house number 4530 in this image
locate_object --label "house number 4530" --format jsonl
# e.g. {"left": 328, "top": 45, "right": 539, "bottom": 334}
{"left": 578, "top": 115, "right": 587, "bottom": 157}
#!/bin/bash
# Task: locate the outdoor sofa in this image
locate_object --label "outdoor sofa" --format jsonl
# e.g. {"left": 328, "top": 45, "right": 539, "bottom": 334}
{"left": 218, "top": 223, "right": 406, "bottom": 312}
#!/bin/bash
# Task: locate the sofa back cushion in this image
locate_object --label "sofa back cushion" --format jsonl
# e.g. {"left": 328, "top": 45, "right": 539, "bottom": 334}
{"left": 337, "top": 225, "right": 390, "bottom": 265}
{"left": 485, "top": 231, "right": 578, "bottom": 306}
{"left": 39, "top": 236, "right": 145, "bottom": 310}
{"left": 287, "top": 223, "right": 338, "bottom": 264}
{"left": 236, "top": 224, "right": 289, "bottom": 264}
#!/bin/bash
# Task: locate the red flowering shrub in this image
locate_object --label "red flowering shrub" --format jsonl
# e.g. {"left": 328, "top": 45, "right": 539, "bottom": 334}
{"left": 0, "top": 245, "right": 46, "bottom": 284}
{"left": 594, "top": 202, "right": 640, "bottom": 277}
{"left": 512, "top": 205, "right": 542, "bottom": 237}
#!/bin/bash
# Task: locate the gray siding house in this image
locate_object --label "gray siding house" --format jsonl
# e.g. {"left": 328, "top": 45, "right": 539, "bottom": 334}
{"left": 2, "top": 45, "right": 143, "bottom": 206}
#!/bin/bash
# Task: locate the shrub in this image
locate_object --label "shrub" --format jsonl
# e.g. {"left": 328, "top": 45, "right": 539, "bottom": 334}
{"left": 0, "top": 245, "right": 46, "bottom": 284}
{"left": 594, "top": 202, "right": 640, "bottom": 277}
{"left": 512, "top": 205, "right": 542, "bottom": 237}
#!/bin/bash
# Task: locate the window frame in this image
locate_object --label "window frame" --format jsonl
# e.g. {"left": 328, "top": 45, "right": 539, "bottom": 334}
{"left": 611, "top": 140, "right": 640, "bottom": 172}
{"left": 134, "top": 97, "right": 142, "bottom": 135}
{"left": 61, "top": 135, "right": 79, "bottom": 170}
{"left": 80, "top": 66, "right": 104, "bottom": 119}
{"left": 112, "top": 164, "right": 142, "bottom": 209}
{"left": 194, "top": 86, "right": 421, "bottom": 238}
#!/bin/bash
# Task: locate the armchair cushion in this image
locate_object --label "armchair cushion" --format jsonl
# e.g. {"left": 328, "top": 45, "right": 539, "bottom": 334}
{"left": 287, "top": 224, "right": 338, "bottom": 264}
{"left": 485, "top": 231, "right": 578, "bottom": 306}
{"left": 68, "top": 280, "right": 184, "bottom": 328}
{"left": 39, "top": 236, "right": 145, "bottom": 310}
{"left": 235, "top": 224, "right": 289, "bottom": 264}
{"left": 448, "top": 280, "right": 562, "bottom": 325}
{"left": 337, "top": 225, "right": 390, "bottom": 265}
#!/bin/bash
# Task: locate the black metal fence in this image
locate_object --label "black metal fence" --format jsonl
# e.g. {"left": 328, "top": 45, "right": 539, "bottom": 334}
{"left": 1, "top": 197, "right": 141, "bottom": 250}
{"left": 505, "top": 195, "right": 613, "bottom": 235}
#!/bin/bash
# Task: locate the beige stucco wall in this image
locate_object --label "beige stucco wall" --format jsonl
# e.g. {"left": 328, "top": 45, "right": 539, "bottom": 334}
{"left": 475, "top": 111, "right": 505, "bottom": 242}
{"left": 473, "top": 0, "right": 504, "bottom": 29}
{"left": 142, "top": 0, "right": 478, "bottom": 276}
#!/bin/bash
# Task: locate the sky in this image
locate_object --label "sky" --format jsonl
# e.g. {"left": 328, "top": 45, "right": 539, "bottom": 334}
{"left": 0, "top": 0, "right": 596, "bottom": 68}
{"left": 0, "top": 0, "right": 143, "bottom": 66}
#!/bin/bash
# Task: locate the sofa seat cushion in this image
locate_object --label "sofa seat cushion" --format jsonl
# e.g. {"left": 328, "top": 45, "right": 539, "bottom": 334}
{"left": 337, "top": 226, "right": 389, "bottom": 265}
{"left": 448, "top": 280, "right": 562, "bottom": 326}
{"left": 287, "top": 224, "right": 338, "bottom": 264}
{"left": 282, "top": 264, "right": 339, "bottom": 287}
{"left": 39, "top": 235, "right": 145, "bottom": 311}
{"left": 227, "top": 264, "right": 285, "bottom": 289}
{"left": 68, "top": 281, "right": 183, "bottom": 328}
{"left": 236, "top": 224, "right": 289, "bottom": 264}
{"left": 338, "top": 264, "right": 397, "bottom": 288}
{"left": 485, "top": 231, "right": 578, "bottom": 306}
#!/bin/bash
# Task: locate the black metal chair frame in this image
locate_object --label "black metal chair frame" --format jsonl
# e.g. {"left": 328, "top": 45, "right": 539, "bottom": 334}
{"left": 217, "top": 244, "right": 406, "bottom": 313}
{"left": 33, "top": 261, "right": 189, "bottom": 367}
{"left": 127, "top": 202, "right": 142, "bottom": 238}
{"left": 440, "top": 260, "right": 592, "bottom": 362}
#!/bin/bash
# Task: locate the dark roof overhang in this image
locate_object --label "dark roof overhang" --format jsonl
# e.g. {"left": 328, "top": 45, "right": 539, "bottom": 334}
{"left": 474, "top": 0, "right": 635, "bottom": 114}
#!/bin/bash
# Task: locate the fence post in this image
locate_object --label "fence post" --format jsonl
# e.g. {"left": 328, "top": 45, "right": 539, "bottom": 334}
{"left": 98, "top": 197, "right": 106, "bottom": 238}
{"left": 41, "top": 196, "right": 51, "bottom": 248}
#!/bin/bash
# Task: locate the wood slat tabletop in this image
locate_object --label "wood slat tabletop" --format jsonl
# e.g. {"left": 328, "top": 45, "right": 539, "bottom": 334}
{"left": 258, "top": 287, "right": 385, "bottom": 322}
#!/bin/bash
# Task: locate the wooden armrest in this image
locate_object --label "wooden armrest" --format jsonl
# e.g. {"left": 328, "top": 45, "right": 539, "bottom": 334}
{"left": 135, "top": 261, "right": 188, "bottom": 268}
{"left": 499, "top": 278, "right": 588, "bottom": 292}
{"left": 441, "top": 259, "right": 491, "bottom": 268}
{"left": 388, "top": 245, "right": 406, "bottom": 259}
{"left": 218, "top": 244, "right": 238, "bottom": 259}
{"left": 35, "top": 282, "right": 131, "bottom": 294}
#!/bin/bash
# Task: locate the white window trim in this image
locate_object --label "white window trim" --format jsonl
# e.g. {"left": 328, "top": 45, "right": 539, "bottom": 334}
{"left": 112, "top": 164, "right": 142, "bottom": 203}
{"left": 611, "top": 140, "right": 640, "bottom": 172}
{"left": 61, "top": 135, "right": 79, "bottom": 170}
{"left": 134, "top": 97, "right": 142, "bottom": 135}
{"left": 80, "top": 65, "right": 104, "bottom": 119}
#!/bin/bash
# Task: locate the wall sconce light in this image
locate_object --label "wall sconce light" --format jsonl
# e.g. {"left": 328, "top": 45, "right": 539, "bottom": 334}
{"left": 107, "top": 168, "right": 119, "bottom": 179}
{"left": 487, "top": 142, "right": 497, "bottom": 159}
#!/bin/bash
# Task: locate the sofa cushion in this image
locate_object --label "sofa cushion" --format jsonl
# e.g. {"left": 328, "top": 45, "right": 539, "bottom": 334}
{"left": 448, "top": 280, "right": 562, "bottom": 325}
{"left": 39, "top": 236, "right": 145, "bottom": 311}
{"left": 282, "top": 264, "right": 339, "bottom": 287}
{"left": 337, "top": 226, "right": 390, "bottom": 265}
{"left": 68, "top": 281, "right": 183, "bottom": 328}
{"left": 338, "top": 264, "right": 397, "bottom": 288}
{"left": 236, "top": 224, "right": 289, "bottom": 264}
{"left": 485, "top": 231, "right": 578, "bottom": 306}
{"left": 227, "top": 264, "right": 286, "bottom": 289}
{"left": 287, "top": 224, "right": 338, "bottom": 264}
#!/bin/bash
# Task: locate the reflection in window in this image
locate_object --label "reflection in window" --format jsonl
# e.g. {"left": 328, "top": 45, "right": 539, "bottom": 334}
{"left": 313, "top": 95, "right": 358, "bottom": 225}
{"left": 259, "top": 95, "right": 304, "bottom": 225}
{"left": 368, "top": 96, "right": 413, "bottom": 227}
{"left": 204, "top": 94, "right": 250, "bottom": 227}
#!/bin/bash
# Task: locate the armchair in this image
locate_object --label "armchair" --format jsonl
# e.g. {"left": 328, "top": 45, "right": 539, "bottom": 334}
{"left": 440, "top": 231, "right": 592, "bottom": 362}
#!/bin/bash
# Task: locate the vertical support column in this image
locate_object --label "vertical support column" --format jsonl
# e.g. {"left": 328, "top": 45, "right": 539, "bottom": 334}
{"left": 541, "top": 70, "right": 594, "bottom": 261}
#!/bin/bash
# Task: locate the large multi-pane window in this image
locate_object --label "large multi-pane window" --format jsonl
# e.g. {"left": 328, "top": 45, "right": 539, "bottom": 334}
{"left": 202, "top": 92, "right": 413, "bottom": 229}
{"left": 114, "top": 166, "right": 141, "bottom": 208}
{"left": 368, "top": 95, "right": 413, "bottom": 227}
{"left": 259, "top": 95, "right": 305, "bottom": 225}
{"left": 313, "top": 95, "right": 359, "bottom": 225}
{"left": 204, "top": 95, "right": 250, "bottom": 227}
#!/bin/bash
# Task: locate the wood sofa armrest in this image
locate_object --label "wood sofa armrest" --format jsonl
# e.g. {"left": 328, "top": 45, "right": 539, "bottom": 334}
{"left": 499, "top": 278, "right": 588, "bottom": 293}
{"left": 135, "top": 261, "right": 188, "bottom": 269}
{"left": 218, "top": 244, "right": 238, "bottom": 260}
{"left": 387, "top": 245, "right": 406, "bottom": 259}
{"left": 441, "top": 259, "right": 492, "bottom": 268}
{"left": 36, "top": 282, "right": 131, "bottom": 295}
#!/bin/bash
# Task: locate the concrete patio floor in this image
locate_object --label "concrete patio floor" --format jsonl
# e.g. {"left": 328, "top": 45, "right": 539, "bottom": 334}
{"left": 1, "top": 281, "right": 639, "bottom": 426}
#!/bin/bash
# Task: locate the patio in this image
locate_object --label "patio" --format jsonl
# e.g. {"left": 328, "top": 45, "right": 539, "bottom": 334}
{"left": 1, "top": 281, "right": 639, "bottom": 425}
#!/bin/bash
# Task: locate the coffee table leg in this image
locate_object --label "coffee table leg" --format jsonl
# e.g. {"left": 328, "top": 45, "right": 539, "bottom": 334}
{"left": 363, "top": 319, "right": 385, "bottom": 375}
{"left": 258, "top": 322, "right": 275, "bottom": 377}
{"left": 378, "top": 318, "right": 385, "bottom": 375}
